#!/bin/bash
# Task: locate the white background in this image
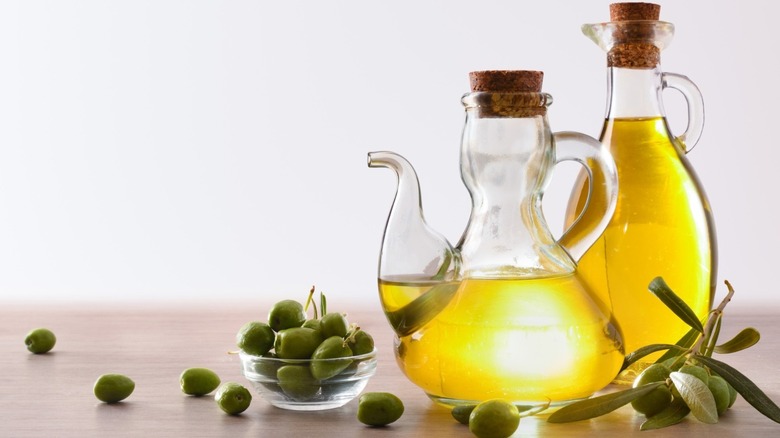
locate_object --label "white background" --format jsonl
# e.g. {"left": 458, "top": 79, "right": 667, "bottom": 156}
{"left": 0, "top": 1, "right": 777, "bottom": 310}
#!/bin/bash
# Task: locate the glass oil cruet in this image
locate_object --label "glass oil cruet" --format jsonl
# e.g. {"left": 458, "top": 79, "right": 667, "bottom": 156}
{"left": 563, "top": 3, "right": 717, "bottom": 383}
{"left": 368, "top": 70, "right": 624, "bottom": 406}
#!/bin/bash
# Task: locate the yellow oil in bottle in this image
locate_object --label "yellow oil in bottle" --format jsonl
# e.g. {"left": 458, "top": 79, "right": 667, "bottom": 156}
{"left": 379, "top": 274, "right": 624, "bottom": 405}
{"left": 565, "top": 117, "right": 715, "bottom": 382}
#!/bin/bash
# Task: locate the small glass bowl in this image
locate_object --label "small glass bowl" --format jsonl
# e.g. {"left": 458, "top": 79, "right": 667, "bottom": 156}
{"left": 239, "top": 349, "right": 377, "bottom": 411}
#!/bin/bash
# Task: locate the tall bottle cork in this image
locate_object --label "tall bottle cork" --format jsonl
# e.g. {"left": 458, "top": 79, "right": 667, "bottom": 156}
{"left": 607, "top": 2, "right": 661, "bottom": 69}
{"left": 466, "top": 70, "right": 548, "bottom": 117}
{"left": 609, "top": 2, "right": 660, "bottom": 21}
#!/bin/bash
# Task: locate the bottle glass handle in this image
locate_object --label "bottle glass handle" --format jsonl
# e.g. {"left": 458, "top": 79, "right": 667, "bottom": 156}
{"left": 555, "top": 132, "right": 618, "bottom": 263}
{"left": 662, "top": 72, "right": 705, "bottom": 153}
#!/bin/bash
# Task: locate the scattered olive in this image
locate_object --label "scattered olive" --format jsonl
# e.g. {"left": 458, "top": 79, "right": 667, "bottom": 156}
{"left": 468, "top": 399, "right": 520, "bottom": 438}
{"left": 451, "top": 404, "right": 476, "bottom": 425}
{"left": 24, "top": 328, "right": 56, "bottom": 354}
{"left": 180, "top": 367, "right": 221, "bottom": 396}
{"left": 357, "top": 392, "right": 404, "bottom": 426}
{"left": 215, "top": 382, "right": 252, "bottom": 415}
{"left": 94, "top": 374, "right": 135, "bottom": 403}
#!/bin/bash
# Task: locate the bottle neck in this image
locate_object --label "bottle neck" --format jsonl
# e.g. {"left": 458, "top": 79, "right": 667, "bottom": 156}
{"left": 605, "top": 66, "right": 665, "bottom": 119}
{"left": 457, "top": 112, "right": 574, "bottom": 277}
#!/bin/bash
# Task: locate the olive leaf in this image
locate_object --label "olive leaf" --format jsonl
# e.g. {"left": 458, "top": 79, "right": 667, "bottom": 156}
{"left": 669, "top": 372, "right": 718, "bottom": 424}
{"left": 655, "top": 327, "right": 699, "bottom": 364}
{"left": 694, "top": 355, "right": 780, "bottom": 423}
{"left": 517, "top": 399, "right": 550, "bottom": 417}
{"left": 622, "top": 344, "right": 686, "bottom": 372}
{"left": 304, "top": 286, "right": 319, "bottom": 318}
{"left": 547, "top": 382, "right": 664, "bottom": 423}
{"left": 384, "top": 282, "right": 459, "bottom": 337}
{"left": 649, "top": 277, "right": 704, "bottom": 333}
{"left": 640, "top": 398, "right": 691, "bottom": 431}
{"left": 703, "top": 313, "right": 722, "bottom": 357}
{"left": 714, "top": 327, "right": 760, "bottom": 354}
{"left": 432, "top": 251, "right": 453, "bottom": 281}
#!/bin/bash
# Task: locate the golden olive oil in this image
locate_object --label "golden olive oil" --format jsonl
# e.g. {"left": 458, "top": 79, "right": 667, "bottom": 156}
{"left": 565, "top": 117, "right": 715, "bottom": 382}
{"left": 379, "top": 275, "right": 624, "bottom": 404}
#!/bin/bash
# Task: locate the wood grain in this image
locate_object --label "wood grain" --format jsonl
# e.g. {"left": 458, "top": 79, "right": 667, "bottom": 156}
{"left": 2, "top": 302, "right": 779, "bottom": 437}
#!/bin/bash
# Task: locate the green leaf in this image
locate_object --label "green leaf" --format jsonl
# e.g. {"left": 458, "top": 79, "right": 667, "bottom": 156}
{"left": 622, "top": 344, "right": 686, "bottom": 372}
{"left": 694, "top": 355, "right": 780, "bottom": 423}
{"left": 714, "top": 327, "right": 760, "bottom": 354}
{"left": 516, "top": 399, "right": 550, "bottom": 417}
{"left": 547, "top": 382, "right": 664, "bottom": 423}
{"left": 655, "top": 327, "right": 699, "bottom": 364}
{"left": 640, "top": 398, "right": 691, "bottom": 431}
{"left": 703, "top": 313, "right": 722, "bottom": 357}
{"left": 384, "top": 282, "right": 459, "bottom": 337}
{"left": 432, "top": 251, "right": 453, "bottom": 280}
{"left": 670, "top": 372, "right": 718, "bottom": 424}
{"left": 648, "top": 277, "right": 705, "bottom": 333}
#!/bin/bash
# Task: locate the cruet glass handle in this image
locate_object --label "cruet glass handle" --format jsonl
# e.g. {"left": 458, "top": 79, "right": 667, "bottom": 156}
{"left": 662, "top": 72, "right": 705, "bottom": 153}
{"left": 555, "top": 132, "right": 618, "bottom": 263}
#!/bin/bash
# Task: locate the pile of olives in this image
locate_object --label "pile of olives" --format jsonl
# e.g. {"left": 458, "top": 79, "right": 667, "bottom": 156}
{"left": 237, "top": 293, "right": 375, "bottom": 402}
{"left": 631, "top": 359, "right": 737, "bottom": 418}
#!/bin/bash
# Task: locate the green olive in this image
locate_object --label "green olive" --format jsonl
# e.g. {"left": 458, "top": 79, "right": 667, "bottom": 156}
{"left": 302, "top": 319, "right": 322, "bottom": 332}
{"left": 310, "top": 336, "right": 353, "bottom": 380}
{"left": 357, "top": 392, "right": 404, "bottom": 426}
{"left": 256, "top": 352, "right": 281, "bottom": 378}
{"left": 671, "top": 364, "right": 710, "bottom": 401}
{"left": 94, "top": 374, "right": 135, "bottom": 403}
{"left": 468, "top": 399, "right": 520, "bottom": 438}
{"left": 236, "top": 321, "right": 275, "bottom": 356}
{"left": 274, "top": 327, "right": 322, "bottom": 359}
{"left": 180, "top": 367, "right": 221, "bottom": 396}
{"left": 24, "top": 328, "right": 56, "bottom": 354}
{"left": 347, "top": 330, "right": 375, "bottom": 356}
{"left": 215, "top": 382, "right": 252, "bottom": 415}
{"left": 277, "top": 365, "right": 320, "bottom": 401}
{"left": 661, "top": 356, "right": 684, "bottom": 371}
{"left": 727, "top": 380, "right": 738, "bottom": 408}
{"left": 678, "top": 364, "right": 709, "bottom": 385}
{"left": 268, "top": 299, "right": 306, "bottom": 332}
{"left": 631, "top": 363, "right": 672, "bottom": 416}
{"left": 708, "top": 375, "right": 731, "bottom": 415}
{"left": 320, "top": 313, "right": 349, "bottom": 338}
{"left": 451, "top": 404, "right": 476, "bottom": 425}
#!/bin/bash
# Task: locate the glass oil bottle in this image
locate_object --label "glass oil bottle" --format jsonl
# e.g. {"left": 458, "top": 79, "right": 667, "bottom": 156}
{"left": 370, "top": 70, "right": 624, "bottom": 406}
{"left": 562, "top": 3, "right": 716, "bottom": 383}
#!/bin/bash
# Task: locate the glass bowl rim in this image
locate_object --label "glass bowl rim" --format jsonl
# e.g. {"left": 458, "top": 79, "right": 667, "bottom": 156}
{"left": 239, "top": 347, "right": 377, "bottom": 364}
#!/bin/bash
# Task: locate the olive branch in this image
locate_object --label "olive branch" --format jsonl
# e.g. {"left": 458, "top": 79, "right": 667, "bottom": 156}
{"left": 547, "top": 277, "right": 780, "bottom": 430}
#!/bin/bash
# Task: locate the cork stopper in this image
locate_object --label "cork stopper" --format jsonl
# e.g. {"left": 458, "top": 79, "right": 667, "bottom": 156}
{"left": 609, "top": 2, "right": 660, "bottom": 21}
{"left": 607, "top": 3, "right": 662, "bottom": 68}
{"left": 465, "top": 70, "right": 549, "bottom": 118}
{"left": 469, "top": 70, "right": 543, "bottom": 93}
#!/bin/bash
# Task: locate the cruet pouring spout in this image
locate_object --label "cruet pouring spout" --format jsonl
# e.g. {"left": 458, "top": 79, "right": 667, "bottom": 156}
{"left": 367, "top": 151, "right": 460, "bottom": 337}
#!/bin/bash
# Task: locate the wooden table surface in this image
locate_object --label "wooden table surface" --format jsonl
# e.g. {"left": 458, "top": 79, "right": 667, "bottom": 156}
{"left": 2, "top": 301, "right": 779, "bottom": 437}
